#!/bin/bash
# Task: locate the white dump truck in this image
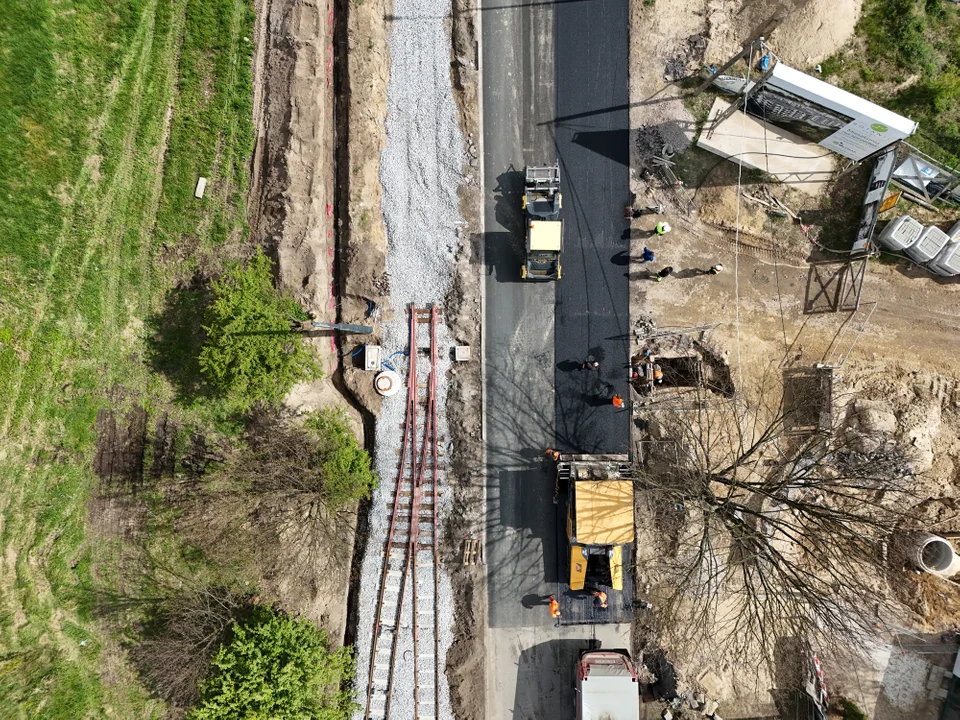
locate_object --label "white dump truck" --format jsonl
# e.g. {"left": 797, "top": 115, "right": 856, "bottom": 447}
{"left": 575, "top": 649, "right": 641, "bottom": 720}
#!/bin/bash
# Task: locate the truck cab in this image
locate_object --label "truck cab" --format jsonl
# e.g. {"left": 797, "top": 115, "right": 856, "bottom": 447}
{"left": 576, "top": 649, "right": 641, "bottom": 720}
{"left": 522, "top": 163, "right": 562, "bottom": 280}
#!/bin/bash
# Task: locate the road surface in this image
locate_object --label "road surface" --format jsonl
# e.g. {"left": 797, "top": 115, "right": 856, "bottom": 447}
{"left": 480, "top": 0, "right": 631, "bottom": 716}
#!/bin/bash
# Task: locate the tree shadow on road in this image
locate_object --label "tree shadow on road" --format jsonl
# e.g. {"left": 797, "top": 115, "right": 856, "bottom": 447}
{"left": 513, "top": 639, "right": 599, "bottom": 719}
{"left": 572, "top": 129, "right": 630, "bottom": 166}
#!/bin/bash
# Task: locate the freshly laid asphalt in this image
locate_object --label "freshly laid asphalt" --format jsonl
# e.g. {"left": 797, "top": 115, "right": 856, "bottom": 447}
{"left": 481, "top": 0, "right": 631, "bottom": 715}
{"left": 553, "top": 0, "right": 631, "bottom": 455}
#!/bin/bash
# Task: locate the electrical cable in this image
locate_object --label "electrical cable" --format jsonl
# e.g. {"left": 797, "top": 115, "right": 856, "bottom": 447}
{"left": 731, "top": 43, "right": 755, "bottom": 396}
{"left": 380, "top": 349, "right": 409, "bottom": 374}
{"left": 758, "top": 88, "right": 790, "bottom": 354}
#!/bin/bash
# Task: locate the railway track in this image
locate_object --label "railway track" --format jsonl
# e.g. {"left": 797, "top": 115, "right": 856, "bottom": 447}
{"left": 364, "top": 305, "right": 442, "bottom": 720}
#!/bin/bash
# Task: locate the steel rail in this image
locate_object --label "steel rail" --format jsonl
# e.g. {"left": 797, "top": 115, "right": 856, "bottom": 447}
{"left": 428, "top": 305, "right": 441, "bottom": 718}
{"left": 363, "top": 305, "right": 442, "bottom": 720}
{"left": 364, "top": 308, "right": 419, "bottom": 719}
{"left": 411, "top": 304, "right": 440, "bottom": 720}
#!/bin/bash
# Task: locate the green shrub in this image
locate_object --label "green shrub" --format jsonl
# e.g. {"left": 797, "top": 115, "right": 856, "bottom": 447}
{"left": 836, "top": 696, "right": 868, "bottom": 720}
{"left": 926, "top": 0, "right": 946, "bottom": 20}
{"left": 819, "top": 56, "right": 844, "bottom": 77}
{"left": 305, "top": 408, "right": 379, "bottom": 508}
{"left": 198, "top": 250, "right": 320, "bottom": 411}
{"left": 189, "top": 607, "right": 356, "bottom": 719}
{"left": 860, "top": 0, "right": 935, "bottom": 73}
{"left": 226, "top": 409, "right": 377, "bottom": 510}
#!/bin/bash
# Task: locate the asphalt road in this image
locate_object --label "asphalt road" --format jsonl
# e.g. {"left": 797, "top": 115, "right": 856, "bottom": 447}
{"left": 481, "top": 0, "right": 630, "bottom": 716}
{"left": 553, "top": 0, "right": 631, "bottom": 455}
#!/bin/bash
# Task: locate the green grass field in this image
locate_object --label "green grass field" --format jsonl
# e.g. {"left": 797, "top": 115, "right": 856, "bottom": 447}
{"left": 0, "top": 0, "right": 255, "bottom": 714}
{"left": 821, "top": 0, "right": 960, "bottom": 167}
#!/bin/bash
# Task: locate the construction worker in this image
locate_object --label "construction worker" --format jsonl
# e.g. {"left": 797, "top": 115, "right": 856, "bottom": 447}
{"left": 544, "top": 448, "right": 560, "bottom": 462}
{"left": 640, "top": 247, "right": 655, "bottom": 263}
{"left": 652, "top": 363, "right": 663, "bottom": 384}
{"left": 549, "top": 595, "right": 561, "bottom": 627}
{"left": 580, "top": 357, "right": 600, "bottom": 370}
{"left": 708, "top": 263, "right": 724, "bottom": 275}
{"left": 655, "top": 221, "right": 671, "bottom": 236}
{"left": 593, "top": 590, "right": 608, "bottom": 609}
{"left": 612, "top": 394, "right": 624, "bottom": 409}
{"left": 655, "top": 266, "right": 674, "bottom": 282}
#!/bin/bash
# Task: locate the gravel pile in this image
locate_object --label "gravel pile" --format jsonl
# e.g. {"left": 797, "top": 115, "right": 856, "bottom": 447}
{"left": 352, "top": 0, "right": 464, "bottom": 712}
{"left": 378, "top": 0, "right": 464, "bottom": 306}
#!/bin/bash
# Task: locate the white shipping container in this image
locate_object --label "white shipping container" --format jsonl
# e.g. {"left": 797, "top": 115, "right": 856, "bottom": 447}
{"left": 878, "top": 215, "right": 923, "bottom": 251}
{"left": 906, "top": 225, "right": 951, "bottom": 263}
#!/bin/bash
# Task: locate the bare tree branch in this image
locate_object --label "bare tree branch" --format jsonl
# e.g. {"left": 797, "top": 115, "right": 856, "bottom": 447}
{"left": 637, "top": 370, "right": 918, "bottom": 667}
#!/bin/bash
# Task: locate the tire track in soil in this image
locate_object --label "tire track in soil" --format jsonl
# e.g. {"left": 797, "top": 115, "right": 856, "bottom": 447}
{"left": 0, "top": 1, "right": 163, "bottom": 634}
{"left": 0, "top": 0, "right": 168, "bottom": 442}
{"left": 0, "top": 0, "right": 186, "bottom": 668}
{"left": 0, "top": 0, "right": 156, "bottom": 439}
{"left": 2, "top": 0, "right": 190, "bottom": 449}
{"left": 192, "top": 0, "right": 247, "bottom": 249}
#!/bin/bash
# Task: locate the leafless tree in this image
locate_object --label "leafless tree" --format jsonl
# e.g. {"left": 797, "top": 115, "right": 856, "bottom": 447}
{"left": 94, "top": 545, "right": 252, "bottom": 716}
{"left": 636, "top": 366, "right": 917, "bottom": 668}
{"left": 173, "top": 413, "right": 364, "bottom": 578}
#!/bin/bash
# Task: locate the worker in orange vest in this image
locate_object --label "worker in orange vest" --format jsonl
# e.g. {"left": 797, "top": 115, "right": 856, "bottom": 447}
{"left": 612, "top": 394, "right": 624, "bottom": 408}
{"left": 544, "top": 448, "right": 560, "bottom": 462}
{"left": 593, "top": 590, "right": 608, "bottom": 609}
{"left": 549, "top": 595, "right": 561, "bottom": 627}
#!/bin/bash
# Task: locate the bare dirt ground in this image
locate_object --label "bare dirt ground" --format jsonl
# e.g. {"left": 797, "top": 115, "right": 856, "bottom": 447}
{"left": 628, "top": 0, "right": 960, "bottom": 717}
{"left": 337, "top": 0, "right": 390, "bottom": 415}
{"left": 248, "top": 0, "right": 362, "bottom": 641}
{"left": 442, "top": 0, "right": 486, "bottom": 718}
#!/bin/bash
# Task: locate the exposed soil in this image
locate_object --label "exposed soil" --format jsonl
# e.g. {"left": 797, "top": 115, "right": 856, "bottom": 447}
{"left": 628, "top": 0, "right": 960, "bottom": 716}
{"left": 336, "top": 0, "right": 391, "bottom": 417}
{"left": 767, "top": 0, "right": 863, "bottom": 68}
{"left": 150, "top": 412, "right": 179, "bottom": 481}
{"left": 94, "top": 408, "right": 147, "bottom": 490}
{"left": 441, "top": 0, "right": 485, "bottom": 717}
{"left": 94, "top": 406, "right": 220, "bottom": 489}
{"left": 250, "top": 0, "right": 336, "bottom": 318}
{"left": 247, "top": 0, "right": 367, "bottom": 643}
{"left": 445, "top": 567, "right": 486, "bottom": 720}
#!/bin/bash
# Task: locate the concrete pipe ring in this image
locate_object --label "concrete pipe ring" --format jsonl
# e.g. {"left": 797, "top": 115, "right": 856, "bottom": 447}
{"left": 374, "top": 370, "right": 402, "bottom": 397}
{"left": 911, "top": 533, "right": 956, "bottom": 575}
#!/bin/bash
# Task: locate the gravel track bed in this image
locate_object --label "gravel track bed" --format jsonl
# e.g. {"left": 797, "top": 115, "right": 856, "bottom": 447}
{"left": 351, "top": 0, "right": 464, "bottom": 712}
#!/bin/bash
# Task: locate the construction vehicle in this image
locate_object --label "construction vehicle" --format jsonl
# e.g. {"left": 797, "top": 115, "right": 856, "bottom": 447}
{"left": 575, "top": 649, "right": 641, "bottom": 720}
{"left": 521, "top": 163, "right": 562, "bottom": 280}
{"left": 560, "top": 454, "right": 634, "bottom": 592}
